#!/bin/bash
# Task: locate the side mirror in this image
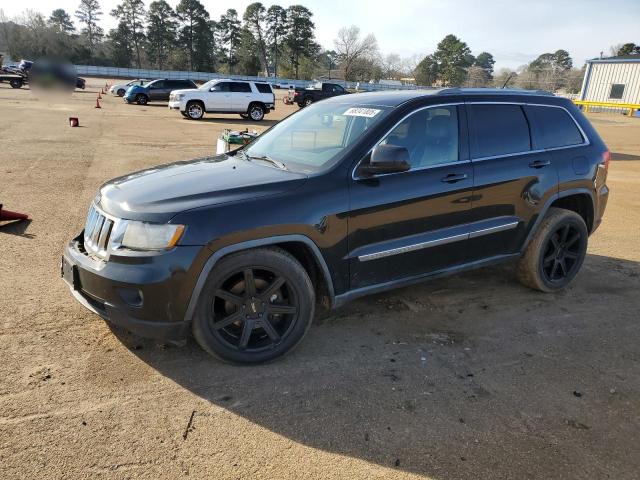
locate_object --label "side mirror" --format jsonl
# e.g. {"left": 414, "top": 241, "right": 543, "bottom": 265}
{"left": 359, "top": 144, "right": 411, "bottom": 176}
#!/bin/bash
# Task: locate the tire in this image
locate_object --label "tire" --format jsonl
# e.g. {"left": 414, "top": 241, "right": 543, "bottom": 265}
{"left": 135, "top": 94, "right": 148, "bottom": 105}
{"left": 248, "top": 104, "right": 265, "bottom": 121}
{"left": 239, "top": 113, "right": 249, "bottom": 119}
{"left": 9, "top": 78, "right": 22, "bottom": 89}
{"left": 516, "top": 207, "right": 588, "bottom": 292}
{"left": 192, "top": 247, "right": 315, "bottom": 364}
{"left": 186, "top": 101, "right": 204, "bottom": 120}
{"left": 117, "top": 88, "right": 126, "bottom": 96}
{"left": 304, "top": 97, "right": 313, "bottom": 107}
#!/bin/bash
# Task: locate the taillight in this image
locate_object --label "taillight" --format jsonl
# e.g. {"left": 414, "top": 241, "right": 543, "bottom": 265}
{"left": 294, "top": 91, "right": 299, "bottom": 97}
{"left": 602, "top": 150, "right": 611, "bottom": 171}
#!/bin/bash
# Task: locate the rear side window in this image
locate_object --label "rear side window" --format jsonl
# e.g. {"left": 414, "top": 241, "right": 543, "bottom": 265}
{"left": 255, "top": 83, "right": 272, "bottom": 94}
{"left": 469, "top": 104, "right": 531, "bottom": 158}
{"left": 525, "top": 105, "right": 584, "bottom": 149}
{"left": 230, "top": 82, "right": 252, "bottom": 93}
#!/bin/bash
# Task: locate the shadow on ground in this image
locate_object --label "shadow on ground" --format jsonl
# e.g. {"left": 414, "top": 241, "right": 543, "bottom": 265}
{"left": 612, "top": 151, "right": 640, "bottom": 161}
{"left": 112, "top": 254, "right": 640, "bottom": 478}
{"left": 0, "top": 218, "right": 34, "bottom": 238}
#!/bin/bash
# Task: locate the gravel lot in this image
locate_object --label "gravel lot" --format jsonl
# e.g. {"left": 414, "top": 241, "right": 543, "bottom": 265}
{"left": 1, "top": 78, "right": 639, "bottom": 480}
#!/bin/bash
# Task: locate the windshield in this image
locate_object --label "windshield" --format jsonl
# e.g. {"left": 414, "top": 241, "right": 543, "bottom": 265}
{"left": 199, "top": 80, "right": 217, "bottom": 90}
{"left": 243, "top": 101, "right": 392, "bottom": 173}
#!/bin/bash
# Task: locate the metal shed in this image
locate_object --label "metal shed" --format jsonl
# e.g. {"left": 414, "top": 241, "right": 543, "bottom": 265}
{"left": 579, "top": 56, "right": 640, "bottom": 104}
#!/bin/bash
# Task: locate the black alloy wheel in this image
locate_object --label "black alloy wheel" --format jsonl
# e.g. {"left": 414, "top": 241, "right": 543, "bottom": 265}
{"left": 517, "top": 207, "right": 588, "bottom": 292}
{"left": 192, "top": 248, "right": 315, "bottom": 363}
{"left": 541, "top": 223, "right": 584, "bottom": 284}
{"left": 210, "top": 267, "right": 298, "bottom": 352}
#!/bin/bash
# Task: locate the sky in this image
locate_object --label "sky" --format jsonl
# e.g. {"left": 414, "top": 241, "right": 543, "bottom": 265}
{"left": 2, "top": 0, "right": 639, "bottom": 70}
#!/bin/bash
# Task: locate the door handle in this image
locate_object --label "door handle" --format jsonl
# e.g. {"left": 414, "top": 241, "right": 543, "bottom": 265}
{"left": 441, "top": 173, "right": 468, "bottom": 183}
{"left": 529, "top": 159, "right": 551, "bottom": 168}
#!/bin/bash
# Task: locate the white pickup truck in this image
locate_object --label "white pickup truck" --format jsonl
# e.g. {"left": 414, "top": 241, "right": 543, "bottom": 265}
{"left": 168, "top": 79, "right": 275, "bottom": 121}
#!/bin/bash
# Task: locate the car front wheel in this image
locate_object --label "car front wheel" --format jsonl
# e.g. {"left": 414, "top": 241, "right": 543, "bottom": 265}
{"left": 192, "top": 247, "right": 315, "bottom": 364}
{"left": 135, "top": 94, "right": 148, "bottom": 105}
{"left": 117, "top": 88, "right": 126, "bottom": 96}
{"left": 517, "top": 207, "right": 588, "bottom": 292}
{"left": 186, "top": 101, "right": 204, "bottom": 120}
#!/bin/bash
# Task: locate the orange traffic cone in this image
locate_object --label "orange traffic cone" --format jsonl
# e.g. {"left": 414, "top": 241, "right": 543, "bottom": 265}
{"left": 98, "top": 91, "right": 102, "bottom": 99}
{"left": 0, "top": 204, "right": 29, "bottom": 221}
{"left": 95, "top": 98, "right": 101, "bottom": 109}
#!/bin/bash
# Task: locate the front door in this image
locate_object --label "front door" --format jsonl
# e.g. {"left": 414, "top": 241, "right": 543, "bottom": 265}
{"left": 148, "top": 81, "right": 165, "bottom": 100}
{"left": 348, "top": 104, "right": 474, "bottom": 289}
{"left": 206, "top": 81, "right": 232, "bottom": 111}
{"left": 466, "top": 102, "right": 559, "bottom": 261}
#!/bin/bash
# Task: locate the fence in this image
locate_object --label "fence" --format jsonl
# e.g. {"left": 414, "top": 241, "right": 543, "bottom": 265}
{"left": 73, "top": 64, "right": 427, "bottom": 92}
{"left": 572, "top": 99, "right": 640, "bottom": 117}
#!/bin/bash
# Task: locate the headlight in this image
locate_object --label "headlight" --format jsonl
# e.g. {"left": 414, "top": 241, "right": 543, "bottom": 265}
{"left": 174, "top": 94, "right": 183, "bottom": 101}
{"left": 120, "top": 221, "right": 185, "bottom": 250}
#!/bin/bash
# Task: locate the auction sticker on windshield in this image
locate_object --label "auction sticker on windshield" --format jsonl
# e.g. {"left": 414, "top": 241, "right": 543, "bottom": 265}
{"left": 343, "top": 107, "right": 381, "bottom": 118}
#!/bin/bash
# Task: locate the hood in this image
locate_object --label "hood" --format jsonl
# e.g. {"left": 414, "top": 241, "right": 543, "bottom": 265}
{"left": 171, "top": 88, "right": 199, "bottom": 95}
{"left": 97, "top": 154, "right": 307, "bottom": 223}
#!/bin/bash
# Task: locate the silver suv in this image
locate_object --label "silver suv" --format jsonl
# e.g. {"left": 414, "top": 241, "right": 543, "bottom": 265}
{"left": 169, "top": 79, "right": 276, "bottom": 121}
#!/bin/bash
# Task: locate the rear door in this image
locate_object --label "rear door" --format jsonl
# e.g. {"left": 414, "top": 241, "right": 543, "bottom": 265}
{"left": 466, "top": 102, "right": 558, "bottom": 261}
{"left": 205, "top": 81, "right": 232, "bottom": 111}
{"left": 348, "top": 104, "right": 474, "bottom": 289}
{"left": 230, "top": 82, "right": 253, "bottom": 111}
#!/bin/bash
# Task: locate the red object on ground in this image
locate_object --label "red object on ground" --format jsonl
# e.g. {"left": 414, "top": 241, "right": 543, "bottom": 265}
{"left": 0, "top": 204, "right": 29, "bottom": 221}
{"left": 69, "top": 117, "right": 79, "bottom": 127}
{"left": 95, "top": 98, "right": 101, "bottom": 109}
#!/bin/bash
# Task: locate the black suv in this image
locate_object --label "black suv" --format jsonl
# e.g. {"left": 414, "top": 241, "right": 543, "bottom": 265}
{"left": 62, "top": 89, "right": 610, "bottom": 364}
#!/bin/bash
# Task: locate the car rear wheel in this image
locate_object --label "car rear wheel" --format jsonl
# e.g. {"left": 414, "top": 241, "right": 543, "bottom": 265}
{"left": 186, "top": 101, "right": 204, "bottom": 120}
{"left": 517, "top": 207, "right": 588, "bottom": 292}
{"left": 117, "top": 88, "right": 126, "bottom": 96}
{"left": 192, "top": 247, "right": 315, "bottom": 364}
{"left": 9, "top": 78, "right": 22, "bottom": 89}
{"left": 304, "top": 97, "right": 313, "bottom": 107}
{"left": 248, "top": 104, "right": 265, "bottom": 121}
{"left": 135, "top": 94, "right": 148, "bottom": 105}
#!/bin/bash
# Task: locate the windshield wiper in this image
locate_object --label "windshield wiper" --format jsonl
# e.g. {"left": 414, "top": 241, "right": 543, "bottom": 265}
{"left": 247, "top": 153, "right": 288, "bottom": 170}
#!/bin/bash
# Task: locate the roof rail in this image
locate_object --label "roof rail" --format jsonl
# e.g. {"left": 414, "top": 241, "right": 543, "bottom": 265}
{"left": 436, "top": 87, "right": 554, "bottom": 96}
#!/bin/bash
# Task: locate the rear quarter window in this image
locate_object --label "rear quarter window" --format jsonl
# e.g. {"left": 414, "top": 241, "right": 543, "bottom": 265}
{"left": 469, "top": 104, "right": 531, "bottom": 158}
{"left": 255, "top": 83, "right": 273, "bottom": 94}
{"left": 525, "top": 105, "right": 584, "bottom": 149}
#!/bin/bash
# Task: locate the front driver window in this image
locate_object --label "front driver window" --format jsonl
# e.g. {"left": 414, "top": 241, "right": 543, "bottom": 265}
{"left": 380, "top": 106, "right": 459, "bottom": 168}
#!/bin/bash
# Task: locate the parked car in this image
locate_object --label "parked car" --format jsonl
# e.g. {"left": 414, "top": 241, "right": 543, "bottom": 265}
{"left": 76, "top": 77, "right": 86, "bottom": 90}
{"left": 62, "top": 88, "right": 610, "bottom": 364}
{"left": 168, "top": 79, "right": 276, "bottom": 121}
{"left": 123, "top": 79, "right": 197, "bottom": 105}
{"left": 110, "top": 79, "right": 148, "bottom": 97}
{"left": 291, "top": 81, "right": 349, "bottom": 107}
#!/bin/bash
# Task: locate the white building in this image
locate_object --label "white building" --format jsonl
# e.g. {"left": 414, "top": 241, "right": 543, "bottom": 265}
{"left": 580, "top": 56, "right": 640, "bottom": 104}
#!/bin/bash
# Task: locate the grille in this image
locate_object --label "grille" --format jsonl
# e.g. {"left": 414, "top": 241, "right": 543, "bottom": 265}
{"left": 83, "top": 205, "right": 114, "bottom": 258}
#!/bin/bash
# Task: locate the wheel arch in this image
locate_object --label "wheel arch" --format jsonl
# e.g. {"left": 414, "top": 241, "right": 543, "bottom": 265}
{"left": 522, "top": 188, "right": 595, "bottom": 251}
{"left": 184, "top": 235, "right": 335, "bottom": 322}
{"left": 248, "top": 101, "right": 266, "bottom": 112}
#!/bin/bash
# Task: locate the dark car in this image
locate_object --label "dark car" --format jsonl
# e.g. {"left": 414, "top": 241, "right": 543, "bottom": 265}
{"left": 292, "top": 81, "right": 349, "bottom": 107}
{"left": 124, "top": 78, "right": 197, "bottom": 105}
{"left": 62, "top": 88, "right": 610, "bottom": 364}
{"left": 76, "top": 77, "right": 86, "bottom": 90}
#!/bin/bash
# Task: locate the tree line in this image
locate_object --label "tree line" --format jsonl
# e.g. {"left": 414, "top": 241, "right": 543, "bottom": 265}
{"left": 1, "top": 4, "right": 637, "bottom": 91}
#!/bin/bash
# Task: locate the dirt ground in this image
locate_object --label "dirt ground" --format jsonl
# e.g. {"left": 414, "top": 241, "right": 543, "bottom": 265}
{"left": 1, "top": 78, "right": 639, "bottom": 480}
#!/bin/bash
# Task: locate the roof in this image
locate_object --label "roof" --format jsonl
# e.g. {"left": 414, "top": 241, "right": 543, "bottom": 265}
{"left": 587, "top": 55, "right": 640, "bottom": 63}
{"left": 324, "top": 87, "right": 555, "bottom": 108}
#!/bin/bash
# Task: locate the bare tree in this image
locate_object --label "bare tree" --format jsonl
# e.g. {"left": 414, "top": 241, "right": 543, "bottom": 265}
{"left": 383, "top": 53, "right": 401, "bottom": 79}
{"left": 334, "top": 25, "right": 378, "bottom": 81}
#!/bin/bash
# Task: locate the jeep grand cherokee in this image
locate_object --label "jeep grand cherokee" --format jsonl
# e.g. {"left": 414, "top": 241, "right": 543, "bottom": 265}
{"left": 62, "top": 88, "right": 610, "bottom": 364}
